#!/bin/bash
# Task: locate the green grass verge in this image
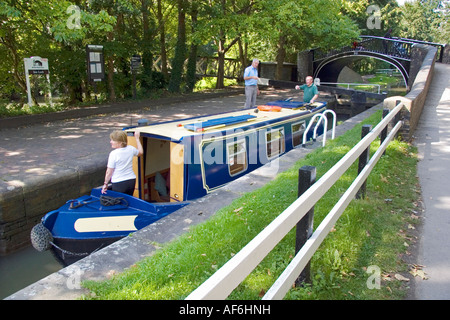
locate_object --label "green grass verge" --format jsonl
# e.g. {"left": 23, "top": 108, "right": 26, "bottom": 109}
{"left": 82, "top": 109, "right": 420, "bottom": 300}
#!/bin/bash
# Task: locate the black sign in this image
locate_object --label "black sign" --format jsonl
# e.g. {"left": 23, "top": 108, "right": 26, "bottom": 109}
{"left": 131, "top": 55, "right": 141, "bottom": 71}
{"left": 86, "top": 45, "right": 105, "bottom": 81}
{"left": 29, "top": 70, "right": 49, "bottom": 75}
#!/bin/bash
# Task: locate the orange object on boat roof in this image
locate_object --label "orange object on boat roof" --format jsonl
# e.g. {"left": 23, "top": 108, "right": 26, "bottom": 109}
{"left": 257, "top": 105, "right": 282, "bottom": 112}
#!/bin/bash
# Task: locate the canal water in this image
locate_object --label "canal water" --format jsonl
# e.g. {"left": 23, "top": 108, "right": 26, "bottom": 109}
{"left": 0, "top": 246, "right": 61, "bottom": 299}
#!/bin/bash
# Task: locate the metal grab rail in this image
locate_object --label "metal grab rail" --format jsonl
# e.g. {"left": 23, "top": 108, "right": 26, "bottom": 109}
{"left": 302, "top": 109, "right": 336, "bottom": 147}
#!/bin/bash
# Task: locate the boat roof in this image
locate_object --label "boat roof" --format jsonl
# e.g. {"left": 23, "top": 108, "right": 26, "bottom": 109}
{"left": 126, "top": 102, "right": 326, "bottom": 141}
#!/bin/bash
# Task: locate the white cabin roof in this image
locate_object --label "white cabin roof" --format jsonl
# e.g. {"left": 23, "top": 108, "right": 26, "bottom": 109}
{"left": 127, "top": 103, "right": 325, "bottom": 141}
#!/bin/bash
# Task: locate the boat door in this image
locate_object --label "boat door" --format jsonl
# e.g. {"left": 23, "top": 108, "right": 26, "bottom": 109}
{"left": 128, "top": 135, "right": 184, "bottom": 203}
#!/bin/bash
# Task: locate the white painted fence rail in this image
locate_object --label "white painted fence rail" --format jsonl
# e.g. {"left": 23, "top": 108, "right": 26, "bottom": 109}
{"left": 186, "top": 103, "right": 404, "bottom": 300}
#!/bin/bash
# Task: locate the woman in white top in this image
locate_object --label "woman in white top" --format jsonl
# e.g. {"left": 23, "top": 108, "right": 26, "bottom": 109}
{"left": 101, "top": 130, "right": 143, "bottom": 195}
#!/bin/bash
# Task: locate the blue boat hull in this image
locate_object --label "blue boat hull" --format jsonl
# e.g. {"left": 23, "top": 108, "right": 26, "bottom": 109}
{"left": 35, "top": 188, "right": 188, "bottom": 266}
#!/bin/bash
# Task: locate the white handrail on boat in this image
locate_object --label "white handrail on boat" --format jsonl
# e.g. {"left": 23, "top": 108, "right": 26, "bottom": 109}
{"left": 302, "top": 109, "right": 336, "bottom": 147}
{"left": 312, "top": 114, "right": 328, "bottom": 146}
{"left": 324, "top": 109, "right": 337, "bottom": 140}
{"left": 302, "top": 113, "right": 325, "bottom": 147}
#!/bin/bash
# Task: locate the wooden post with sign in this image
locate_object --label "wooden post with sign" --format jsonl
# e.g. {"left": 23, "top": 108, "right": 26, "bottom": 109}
{"left": 23, "top": 56, "right": 51, "bottom": 106}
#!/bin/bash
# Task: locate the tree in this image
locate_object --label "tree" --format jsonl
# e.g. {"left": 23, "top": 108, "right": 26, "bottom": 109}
{"left": 399, "top": 0, "right": 449, "bottom": 43}
{"left": 252, "top": 0, "right": 360, "bottom": 80}
{"left": 190, "top": 0, "right": 255, "bottom": 89}
{"left": 168, "top": 0, "right": 187, "bottom": 93}
{"left": 140, "top": 0, "right": 155, "bottom": 92}
{"left": 186, "top": 1, "right": 199, "bottom": 92}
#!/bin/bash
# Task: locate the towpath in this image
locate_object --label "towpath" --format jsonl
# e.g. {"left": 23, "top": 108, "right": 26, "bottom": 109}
{"left": 412, "top": 62, "right": 450, "bottom": 300}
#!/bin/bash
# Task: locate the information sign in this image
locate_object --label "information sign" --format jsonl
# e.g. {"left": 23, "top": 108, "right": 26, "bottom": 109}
{"left": 86, "top": 45, "right": 105, "bottom": 82}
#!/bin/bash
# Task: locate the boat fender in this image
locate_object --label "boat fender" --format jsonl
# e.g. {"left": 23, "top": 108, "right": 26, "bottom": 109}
{"left": 30, "top": 223, "right": 53, "bottom": 252}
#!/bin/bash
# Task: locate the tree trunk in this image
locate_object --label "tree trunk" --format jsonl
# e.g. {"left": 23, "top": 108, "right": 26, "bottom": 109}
{"left": 186, "top": 3, "right": 198, "bottom": 93}
{"left": 216, "top": 32, "right": 226, "bottom": 89}
{"left": 157, "top": 0, "right": 168, "bottom": 77}
{"left": 141, "top": 0, "right": 153, "bottom": 90}
{"left": 168, "top": 0, "right": 187, "bottom": 93}
{"left": 105, "top": 11, "right": 124, "bottom": 102}
{"left": 106, "top": 31, "right": 116, "bottom": 102}
{"left": 215, "top": 36, "right": 241, "bottom": 89}
{"left": 215, "top": 0, "right": 227, "bottom": 89}
{"left": 238, "top": 38, "right": 247, "bottom": 81}
{"left": 276, "top": 34, "right": 286, "bottom": 80}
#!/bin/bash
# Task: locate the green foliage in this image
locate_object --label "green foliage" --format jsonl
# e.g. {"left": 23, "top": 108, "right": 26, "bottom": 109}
{"left": 398, "top": 0, "right": 449, "bottom": 43}
{"left": 251, "top": 0, "right": 359, "bottom": 59}
{"left": 1, "top": 0, "right": 445, "bottom": 107}
{"left": 193, "top": 77, "right": 237, "bottom": 91}
{"left": 0, "top": 101, "right": 66, "bottom": 117}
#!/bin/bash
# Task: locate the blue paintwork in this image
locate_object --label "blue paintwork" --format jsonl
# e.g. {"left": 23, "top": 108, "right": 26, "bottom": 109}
{"left": 266, "top": 100, "right": 305, "bottom": 108}
{"left": 184, "top": 114, "right": 257, "bottom": 131}
{"left": 41, "top": 188, "right": 188, "bottom": 240}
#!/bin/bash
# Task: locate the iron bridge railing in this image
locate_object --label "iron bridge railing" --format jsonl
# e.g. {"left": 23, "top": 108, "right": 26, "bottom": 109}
{"left": 312, "top": 35, "right": 445, "bottom": 63}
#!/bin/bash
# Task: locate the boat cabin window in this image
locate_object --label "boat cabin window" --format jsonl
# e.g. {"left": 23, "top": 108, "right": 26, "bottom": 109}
{"left": 227, "top": 140, "right": 248, "bottom": 176}
{"left": 292, "top": 121, "right": 306, "bottom": 147}
{"left": 266, "top": 128, "right": 285, "bottom": 159}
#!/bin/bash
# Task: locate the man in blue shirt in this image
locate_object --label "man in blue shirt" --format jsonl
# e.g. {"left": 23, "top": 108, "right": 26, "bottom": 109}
{"left": 295, "top": 76, "right": 319, "bottom": 104}
{"left": 244, "top": 59, "right": 260, "bottom": 108}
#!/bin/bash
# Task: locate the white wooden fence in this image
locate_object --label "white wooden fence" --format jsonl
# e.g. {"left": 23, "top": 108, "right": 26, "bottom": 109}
{"left": 186, "top": 102, "right": 404, "bottom": 300}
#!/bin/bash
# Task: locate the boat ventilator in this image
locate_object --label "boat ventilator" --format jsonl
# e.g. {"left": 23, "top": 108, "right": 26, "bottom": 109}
{"left": 302, "top": 110, "right": 336, "bottom": 147}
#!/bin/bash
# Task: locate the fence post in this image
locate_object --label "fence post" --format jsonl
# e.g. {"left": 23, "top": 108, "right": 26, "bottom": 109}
{"left": 380, "top": 109, "right": 389, "bottom": 155}
{"left": 356, "top": 125, "right": 372, "bottom": 199}
{"left": 295, "top": 166, "right": 316, "bottom": 286}
{"left": 394, "top": 100, "right": 402, "bottom": 138}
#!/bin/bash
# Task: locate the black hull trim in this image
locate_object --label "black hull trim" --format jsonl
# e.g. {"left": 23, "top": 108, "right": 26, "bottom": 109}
{"left": 50, "top": 236, "right": 124, "bottom": 267}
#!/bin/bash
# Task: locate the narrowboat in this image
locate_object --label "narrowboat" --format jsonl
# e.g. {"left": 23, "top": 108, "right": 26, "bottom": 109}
{"left": 31, "top": 100, "right": 328, "bottom": 266}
